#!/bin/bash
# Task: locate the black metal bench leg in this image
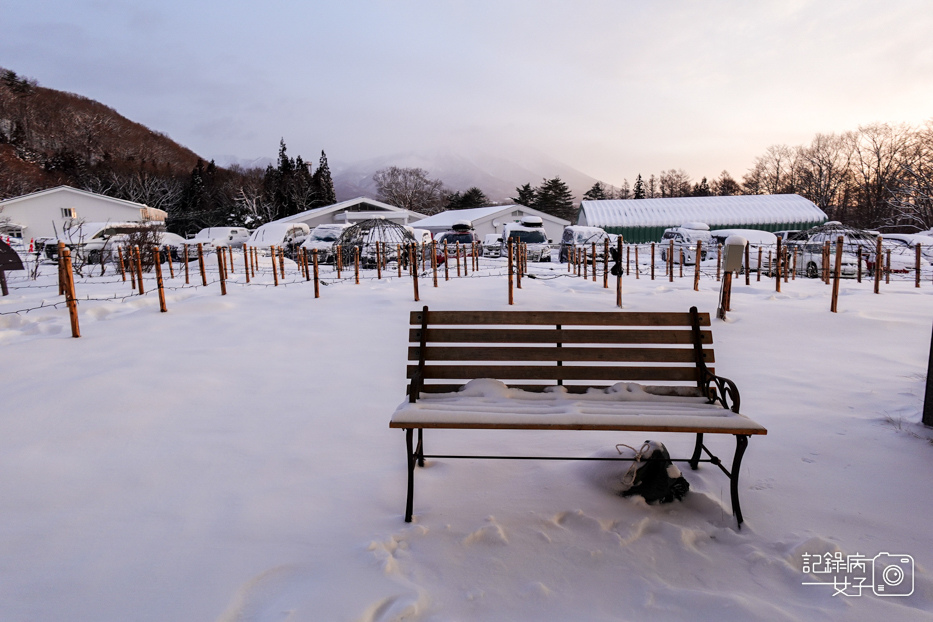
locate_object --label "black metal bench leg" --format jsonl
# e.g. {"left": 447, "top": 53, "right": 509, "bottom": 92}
{"left": 731, "top": 435, "right": 749, "bottom": 528}
{"left": 416, "top": 428, "right": 424, "bottom": 467}
{"left": 689, "top": 432, "right": 704, "bottom": 470}
{"left": 405, "top": 428, "right": 415, "bottom": 523}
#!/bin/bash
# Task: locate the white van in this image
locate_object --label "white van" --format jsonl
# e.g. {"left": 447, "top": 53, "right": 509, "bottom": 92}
{"left": 660, "top": 222, "right": 712, "bottom": 264}
{"left": 501, "top": 216, "right": 551, "bottom": 262}
{"left": 247, "top": 223, "right": 311, "bottom": 254}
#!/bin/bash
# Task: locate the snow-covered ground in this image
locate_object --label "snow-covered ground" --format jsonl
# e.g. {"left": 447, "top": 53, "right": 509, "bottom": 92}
{"left": 2, "top": 253, "right": 932, "bottom": 621}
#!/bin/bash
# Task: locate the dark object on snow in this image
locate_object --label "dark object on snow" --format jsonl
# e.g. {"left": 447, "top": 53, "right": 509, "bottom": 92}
{"left": 621, "top": 441, "right": 690, "bottom": 504}
{"left": 0, "top": 239, "right": 24, "bottom": 272}
{"left": 609, "top": 246, "right": 622, "bottom": 276}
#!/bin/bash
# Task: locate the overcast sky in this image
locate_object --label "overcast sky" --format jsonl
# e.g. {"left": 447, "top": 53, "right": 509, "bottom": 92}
{"left": 2, "top": 0, "right": 931, "bottom": 186}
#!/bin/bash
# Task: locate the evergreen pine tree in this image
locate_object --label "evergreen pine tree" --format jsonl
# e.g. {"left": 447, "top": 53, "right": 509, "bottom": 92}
{"left": 535, "top": 177, "right": 576, "bottom": 221}
{"left": 583, "top": 181, "right": 609, "bottom": 201}
{"left": 633, "top": 174, "right": 646, "bottom": 199}
{"left": 446, "top": 186, "right": 488, "bottom": 210}
{"left": 692, "top": 177, "right": 712, "bottom": 196}
{"left": 512, "top": 183, "right": 537, "bottom": 208}
{"left": 311, "top": 150, "right": 337, "bottom": 206}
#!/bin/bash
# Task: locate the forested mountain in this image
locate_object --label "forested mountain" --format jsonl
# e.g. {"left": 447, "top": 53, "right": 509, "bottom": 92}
{"left": 0, "top": 68, "right": 336, "bottom": 233}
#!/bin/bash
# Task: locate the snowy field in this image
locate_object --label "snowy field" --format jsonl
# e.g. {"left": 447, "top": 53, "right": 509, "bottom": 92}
{"left": 2, "top": 253, "right": 933, "bottom": 621}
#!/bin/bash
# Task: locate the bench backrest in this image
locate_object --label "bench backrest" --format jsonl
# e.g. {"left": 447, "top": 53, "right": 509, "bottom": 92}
{"left": 408, "top": 306, "right": 714, "bottom": 400}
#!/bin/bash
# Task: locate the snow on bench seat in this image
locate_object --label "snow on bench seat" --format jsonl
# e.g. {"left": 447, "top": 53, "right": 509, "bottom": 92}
{"left": 390, "top": 379, "right": 767, "bottom": 434}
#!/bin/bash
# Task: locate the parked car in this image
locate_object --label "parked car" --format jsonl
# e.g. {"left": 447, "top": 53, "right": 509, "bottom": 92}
{"left": 877, "top": 233, "right": 933, "bottom": 265}
{"left": 44, "top": 221, "right": 165, "bottom": 262}
{"left": 300, "top": 223, "right": 351, "bottom": 263}
{"left": 247, "top": 223, "right": 310, "bottom": 256}
{"left": 559, "top": 225, "right": 613, "bottom": 263}
{"left": 482, "top": 233, "right": 503, "bottom": 258}
{"left": 501, "top": 216, "right": 551, "bottom": 262}
{"left": 181, "top": 226, "right": 251, "bottom": 258}
{"left": 659, "top": 222, "right": 711, "bottom": 264}
{"left": 710, "top": 229, "right": 778, "bottom": 273}
{"left": 790, "top": 223, "right": 876, "bottom": 278}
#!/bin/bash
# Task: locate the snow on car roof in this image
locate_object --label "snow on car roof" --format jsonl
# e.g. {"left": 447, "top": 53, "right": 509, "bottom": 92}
{"left": 710, "top": 229, "right": 777, "bottom": 245}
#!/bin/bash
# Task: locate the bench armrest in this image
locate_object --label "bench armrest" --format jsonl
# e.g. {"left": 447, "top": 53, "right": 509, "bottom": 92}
{"left": 703, "top": 370, "right": 741, "bottom": 413}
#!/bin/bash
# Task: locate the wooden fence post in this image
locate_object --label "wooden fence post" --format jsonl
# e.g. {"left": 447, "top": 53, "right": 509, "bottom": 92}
{"left": 775, "top": 238, "right": 782, "bottom": 293}
{"left": 153, "top": 247, "right": 168, "bottom": 312}
{"left": 874, "top": 237, "right": 882, "bottom": 294}
{"left": 356, "top": 247, "right": 361, "bottom": 284}
{"left": 134, "top": 246, "right": 145, "bottom": 295}
{"left": 463, "top": 242, "right": 469, "bottom": 277}
{"left": 432, "top": 241, "right": 439, "bottom": 287}
{"left": 668, "top": 239, "right": 674, "bottom": 281}
{"left": 917, "top": 244, "right": 922, "bottom": 288}
{"left": 592, "top": 241, "right": 597, "bottom": 282}
{"left": 455, "top": 242, "right": 461, "bottom": 277}
{"left": 272, "top": 247, "right": 279, "bottom": 287}
{"left": 375, "top": 242, "right": 382, "bottom": 279}
{"left": 634, "top": 245, "right": 639, "bottom": 279}
{"left": 217, "top": 246, "right": 227, "bottom": 295}
{"left": 410, "top": 244, "right": 420, "bottom": 302}
{"left": 831, "top": 236, "right": 843, "bottom": 312}
{"left": 278, "top": 247, "right": 285, "bottom": 280}
{"left": 744, "top": 243, "right": 750, "bottom": 285}
{"left": 62, "top": 248, "right": 80, "bottom": 338}
{"left": 166, "top": 248, "right": 174, "bottom": 279}
{"left": 650, "top": 243, "right": 655, "bottom": 280}
{"left": 117, "top": 247, "right": 127, "bottom": 282}
{"left": 756, "top": 247, "right": 762, "bottom": 282}
{"left": 336, "top": 245, "right": 342, "bottom": 279}
{"left": 313, "top": 249, "right": 320, "bottom": 298}
{"left": 516, "top": 242, "right": 522, "bottom": 289}
{"left": 603, "top": 238, "right": 609, "bottom": 288}
{"left": 243, "top": 246, "right": 250, "bottom": 283}
{"left": 694, "top": 241, "right": 702, "bottom": 291}
{"left": 678, "top": 248, "right": 683, "bottom": 279}
{"left": 197, "top": 243, "right": 206, "bottom": 286}
{"left": 626, "top": 245, "right": 630, "bottom": 276}
{"left": 616, "top": 236, "right": 623, "bottom": 308}
{"left": 57, "top": 241, "right": 66, "bottom": 296}
{"left": 885, "top": 249, "right": 891, "bottom": 285}
{"left": 508, "top": 240, "right": 514, "bottom": 305}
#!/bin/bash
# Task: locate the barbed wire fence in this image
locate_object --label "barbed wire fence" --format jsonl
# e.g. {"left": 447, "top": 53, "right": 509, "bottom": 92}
{"left": 2, "top": 239, "right": 931, "bottom": 325}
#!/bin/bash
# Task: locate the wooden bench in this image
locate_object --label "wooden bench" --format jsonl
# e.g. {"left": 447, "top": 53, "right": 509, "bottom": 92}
{"left": 389, "top": 306, "right": 768, "bottom": 527}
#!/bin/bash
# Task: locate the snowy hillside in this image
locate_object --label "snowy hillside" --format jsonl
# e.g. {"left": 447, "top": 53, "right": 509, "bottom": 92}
{"left": 1, "top": 251, "right": 932, "bottom": 621}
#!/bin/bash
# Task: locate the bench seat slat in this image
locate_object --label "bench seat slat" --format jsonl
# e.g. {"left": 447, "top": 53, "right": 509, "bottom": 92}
{"left": 408, "top": 346, "right": 713, "bottom": 364}
{"left": 408, "top": 364, "right": 703, "bottom": 382}
{"left": 411, "top": 310, "right": 712, "bottom": 327}
{"left": 410, "top": 328, "right": 712, "bottom": 345}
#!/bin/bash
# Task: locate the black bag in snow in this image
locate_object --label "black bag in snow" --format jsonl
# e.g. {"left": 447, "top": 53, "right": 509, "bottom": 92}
{"left": 618, "top": 440, "right": 690, "bottom": 504}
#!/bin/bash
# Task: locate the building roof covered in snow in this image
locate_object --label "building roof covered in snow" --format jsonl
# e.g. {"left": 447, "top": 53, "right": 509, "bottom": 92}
{"left": 412, "top": 204, "right": 569, "bottom": 242}
{"left": 273, "top": 197, "right": 427, "bottom": 229}
{"left": 578, "top": 194, "right": 827, "bottom": 243}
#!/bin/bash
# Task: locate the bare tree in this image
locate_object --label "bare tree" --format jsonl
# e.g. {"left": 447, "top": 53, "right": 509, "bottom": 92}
{"left": 659, "top": 169, "right": 692, "bottom": 198}
{"left": 373, "top": 166, "right": 446, "bottom": 215}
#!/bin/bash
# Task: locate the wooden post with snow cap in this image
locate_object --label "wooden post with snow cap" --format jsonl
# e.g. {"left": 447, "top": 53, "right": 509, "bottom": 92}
{"left": 568, "top": 245, "right": 574, "bottom": 273}
{"left": 831, "top": 236, "right": 843, "bottom": 313}
{"left": 432, "top": 241, "right": 438, "bottom": 288}
{"left": 153, "top": 247, "right": 167, "bottom": 312}
{"left": 313, "top": 249, "right": 320, "bottom": 298}
{"left": 694, "top": 241, "right": 702, "bottom": 291}
{"left": 62, "top": 248, "right": 80, "bottom": 338}
{"left": 278, "top": 247, "right": 286, "bottom": 280}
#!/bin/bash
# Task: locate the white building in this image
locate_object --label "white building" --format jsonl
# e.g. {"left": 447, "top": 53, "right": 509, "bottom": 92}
{"left": 272, "top": 197, "right": 427, "bottom": 230}
{"left": 0, "top": 186, "right": 166, "bottom": 240}
{"left": 411, "top": 205, "right": 570, "bottom": 242}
